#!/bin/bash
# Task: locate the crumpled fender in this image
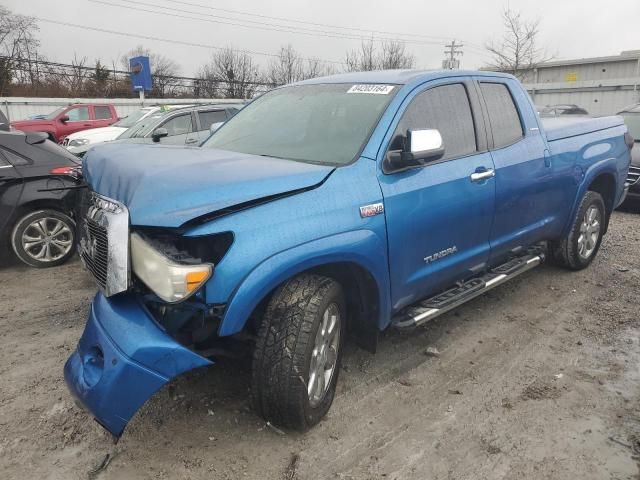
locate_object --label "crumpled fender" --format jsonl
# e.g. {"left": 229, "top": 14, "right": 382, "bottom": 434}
{"left": 218, "top": 229, "right": 391, "bottom": 336}
{"left": 64, "top": 293, "right": 212, "bottom": 437}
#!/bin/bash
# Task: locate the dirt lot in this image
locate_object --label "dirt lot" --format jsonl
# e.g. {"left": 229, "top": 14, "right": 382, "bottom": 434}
{"left": 1, "top": 211, "right": 639, "bottom": 480}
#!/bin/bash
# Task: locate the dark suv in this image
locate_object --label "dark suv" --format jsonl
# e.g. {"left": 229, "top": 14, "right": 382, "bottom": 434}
{"left": 618, "top": 104, "right": 640, "bottom": 208}
{"left": 0, "top": 131, "right": 82, "bottom": 267}
{"left": 114, "top": 104, "right": 242, "bottom": 146}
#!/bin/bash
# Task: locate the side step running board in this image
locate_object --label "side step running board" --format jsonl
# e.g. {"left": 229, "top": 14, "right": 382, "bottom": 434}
{"left": 393, "top": 252, "right": 544, "bottom": 329}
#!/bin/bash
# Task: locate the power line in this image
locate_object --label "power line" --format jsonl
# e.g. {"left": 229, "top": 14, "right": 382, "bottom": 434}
{"left": 154, "top": 0, "right": 455, "bottom": 43}
{"left": 89, "top": 0, "right": 447, "bottom": 47}
{"left": 34, "top": 18, "right": 346, "bottom": 65}
{"left": 2, "top": 55, "right": 274, "bottom": 87}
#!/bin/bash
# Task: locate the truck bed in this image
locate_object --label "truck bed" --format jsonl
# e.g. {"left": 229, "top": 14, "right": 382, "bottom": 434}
{"left": 541, "top": 115, "right": 625, "bottom": 142}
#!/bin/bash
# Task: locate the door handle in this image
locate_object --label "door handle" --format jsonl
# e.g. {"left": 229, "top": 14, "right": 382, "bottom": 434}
{"left": 470, "top": 169, "right": 495, "bottom": 182}
{"left": 185, "top": 138, "right": 198, "bottom": 144}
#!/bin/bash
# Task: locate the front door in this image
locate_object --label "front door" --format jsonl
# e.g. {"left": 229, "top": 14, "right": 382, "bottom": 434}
{"left": 59, "top": 105, "right": 92, "bottom": 140}
{"left": 378, "top": 81, "right": 496, "bottom": 311}
{"left": 155, "top": 112, "right": 194, "bottom": 145}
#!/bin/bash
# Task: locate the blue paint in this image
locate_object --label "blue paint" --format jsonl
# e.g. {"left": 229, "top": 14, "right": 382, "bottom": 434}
{"left": 64, "top": 293, "right": 212, "bottom": 436}
{"left": 129, "top": 56, "right": 152, "bottom": 92}
{"left": 68, "top": 70, "right": 632, "bottom": 436}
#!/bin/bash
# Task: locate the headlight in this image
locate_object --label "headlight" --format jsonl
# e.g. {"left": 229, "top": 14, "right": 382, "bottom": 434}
{"left": 68, "top": 138, "right": 90, "bottom": 147}
{"left": 130, "top": 233, "right": 212, "bottom": 303}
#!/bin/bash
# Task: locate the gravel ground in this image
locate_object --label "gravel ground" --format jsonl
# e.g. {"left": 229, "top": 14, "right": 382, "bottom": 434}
{"left": 0, "top": 211, "right": 639, "bottom": 480}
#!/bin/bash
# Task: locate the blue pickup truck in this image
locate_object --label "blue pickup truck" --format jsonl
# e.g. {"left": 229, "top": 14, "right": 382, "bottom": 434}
{"left": 65, "top": 70, "right": 632, "bottom": 437}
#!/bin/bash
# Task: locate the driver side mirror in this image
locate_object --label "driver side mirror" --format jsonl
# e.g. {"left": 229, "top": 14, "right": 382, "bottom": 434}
{"left": 59, "top": 115, "right": 70, "bottom": 123}
{"left": 384, "top": 129, "right": 445, "bottom": 173}
{"left": 151, "top": 127, "right": 169, "bottom": 143}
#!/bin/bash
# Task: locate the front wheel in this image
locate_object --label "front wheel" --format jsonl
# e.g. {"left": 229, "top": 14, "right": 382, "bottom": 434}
{"left": 549, "top": 191, "right": 605, "bottom": 270}
{"left": 11, "top": 209, "right": 76, "bottom": 268}
{"left": 251, "top": 274, "right": 345, "bottom": 430}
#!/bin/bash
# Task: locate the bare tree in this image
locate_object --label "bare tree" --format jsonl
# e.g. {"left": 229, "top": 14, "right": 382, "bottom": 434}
{"left": 379, "top": 40, "right": 414, "bottom": 70}
{"left": 345, "top": 39, "right": 377, "bottom": 72}
{"left": 0, "top": 6, "right": 40, "bottom": 96}
{"left": 345, "top": 39, "right": 414, "bottom": 72}
{"left": 66, "top": 53, "right": 88, "bottom": 95}
{"left": 267, "top": 44, "right": 304, "bottom": 86}
{"left": 485, "top": 8, "right": 552, "bottom": 79}
{"left": 195, "top": 62, "right": 221, "bottom": 98}
{"left": 204, "top": 47, "right": 259, "bottom": 99}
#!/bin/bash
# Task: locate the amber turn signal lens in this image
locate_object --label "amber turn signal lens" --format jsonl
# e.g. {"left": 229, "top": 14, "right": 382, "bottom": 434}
{"left": 186, "top": 271, "right": 209, "bottom": 292}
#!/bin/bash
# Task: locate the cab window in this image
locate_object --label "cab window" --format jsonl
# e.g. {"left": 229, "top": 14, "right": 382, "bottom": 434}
{"left": 66, "top": 107, "right": 90, "bottom": 121}
{"left": 479, "top": 82, "right": 524, "bottom": 148}
{"left": 390, "top": 83, "right": 477, "bottom": 161}
{"left": 160, "top": 113, "right": 193, "bottom": 136}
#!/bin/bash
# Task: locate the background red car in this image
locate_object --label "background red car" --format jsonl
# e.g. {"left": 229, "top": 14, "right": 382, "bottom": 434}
{"left": 10, "top": 103, "right": 118, "bottom": 143}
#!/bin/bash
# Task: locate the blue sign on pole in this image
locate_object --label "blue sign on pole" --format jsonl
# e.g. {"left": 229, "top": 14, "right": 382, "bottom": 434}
{"left": 129, "top": 56, "right": 152, "bottom": 92}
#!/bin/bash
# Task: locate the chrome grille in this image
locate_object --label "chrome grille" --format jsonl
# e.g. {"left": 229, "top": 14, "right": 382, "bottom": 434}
{"left": 80, "top": 219, "right": 109, "bottom": 289}
{"left": 78, "top": 191, "right": 130, "bottom": 296}
{"left": 627, "top": 165, "right": 640, "bottom": 186}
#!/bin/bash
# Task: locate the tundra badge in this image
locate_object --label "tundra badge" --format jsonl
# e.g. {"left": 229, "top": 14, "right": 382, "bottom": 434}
{"left": 359, "top": 202, "right": 384, "bottom": 218}
{"left": 424, "top": 246, "right": 458, "bottom": 264}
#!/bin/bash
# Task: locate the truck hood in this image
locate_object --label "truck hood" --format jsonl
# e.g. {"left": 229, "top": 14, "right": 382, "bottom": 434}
{"left": 83, "top": 143, "right": 334, "bottom": 228}
{"left": 66, "top": 126, "right": 127, "bottom": 142}
{"left": 11, "top": 119, "right": 55, "bottom": 130}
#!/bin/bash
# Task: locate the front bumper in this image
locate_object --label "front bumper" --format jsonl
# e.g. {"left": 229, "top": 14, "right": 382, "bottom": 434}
{"left": 64, "top": 292, "right": 212, "bottom": 437}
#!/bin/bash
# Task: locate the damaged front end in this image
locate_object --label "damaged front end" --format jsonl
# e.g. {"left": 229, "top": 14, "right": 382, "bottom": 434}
{"left": 67, "top": 192, "right": 238, "bottom": 437}
{"left": 64, "top": 293, "right": 213, "bottom": 437}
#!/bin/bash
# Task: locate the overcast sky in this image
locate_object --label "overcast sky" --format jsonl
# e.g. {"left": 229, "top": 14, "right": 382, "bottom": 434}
{"left": 4, "top": 0, "right": 640, "bottom": 77}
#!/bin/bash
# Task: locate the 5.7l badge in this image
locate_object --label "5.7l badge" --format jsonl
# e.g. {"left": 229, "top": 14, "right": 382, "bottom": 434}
{"left": 359, "top": 202, "right": 384, "bottom": 218}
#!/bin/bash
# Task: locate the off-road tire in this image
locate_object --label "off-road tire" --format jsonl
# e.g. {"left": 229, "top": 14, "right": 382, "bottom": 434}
{"left": 251, "top": 274, "right": 346, "bottom": 430}
{"left": 11, "top": 209, "right": 76, "bottom": 268}
{"left": 549, "top": 191, "right": 605, "bottom": 270}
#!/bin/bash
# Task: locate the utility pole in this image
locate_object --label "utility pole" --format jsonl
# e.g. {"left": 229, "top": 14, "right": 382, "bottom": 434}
{"left": 442, "top": 40, "right": 464, "bottom": 70}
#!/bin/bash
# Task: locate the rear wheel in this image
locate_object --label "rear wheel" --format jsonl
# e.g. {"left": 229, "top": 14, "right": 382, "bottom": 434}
{"left": 251, "top": 274, "right": 345, "bottom": 430}
{"left": 550, "top": 191, "right": 605, "bottom": 270}
{"left": 11, "top": 209, "right": 76, "bottom": 268}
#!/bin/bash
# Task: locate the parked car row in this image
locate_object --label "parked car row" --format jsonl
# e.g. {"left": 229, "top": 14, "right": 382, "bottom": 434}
{"left": 1, "top": 102, "right": 243, "bottom": 267}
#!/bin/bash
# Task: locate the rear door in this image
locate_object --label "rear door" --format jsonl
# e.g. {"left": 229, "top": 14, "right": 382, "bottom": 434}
{"left": 0, "top": 149, "right": 24, "bottom": 235}
{"left": 476, "top": 77, "right": 568, "bottom": 262}
{"left": 378, "top": 79, "right": 496, "bottom": 311}
{"left": 92, "top": 105, "right": 115, "bottom": 128}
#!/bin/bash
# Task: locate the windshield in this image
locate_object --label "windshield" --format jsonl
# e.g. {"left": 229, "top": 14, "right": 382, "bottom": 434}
{"left": 202, "top": 83, "right": 398, "bottom": 165}
{"left": 44, "top": 107, "right": 67, "bottom": 120}
{"left": 113, "top": 109, "right": 152, "bottom": 128}
{"left": 117, "top": 113, "right": 165, "bottom": 139}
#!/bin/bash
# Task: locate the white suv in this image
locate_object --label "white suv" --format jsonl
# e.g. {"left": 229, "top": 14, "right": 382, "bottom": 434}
{"left": 63, "top": 105, "right": 192, "bottom": 156}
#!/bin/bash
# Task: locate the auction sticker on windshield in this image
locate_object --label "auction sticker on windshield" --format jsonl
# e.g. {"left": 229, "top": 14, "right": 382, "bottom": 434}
{"left": 347, "top": 85, "right": 395, "bottom": 94}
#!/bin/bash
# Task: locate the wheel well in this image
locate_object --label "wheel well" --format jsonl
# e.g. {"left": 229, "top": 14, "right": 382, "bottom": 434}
{"left": 12, "top": 200, "right": 75, "bottom": 227}
{"left": 588, "top": 173, "right": 616, "bottom": 232}
{"left": 247, "top": 262, "right": 381, "bottom": 353}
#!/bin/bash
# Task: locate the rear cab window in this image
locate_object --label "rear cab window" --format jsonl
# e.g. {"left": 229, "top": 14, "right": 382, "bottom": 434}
{"left": 479, "top": 82, "right": 524, "bottom": 149}
{"left": 94, "top": 106, "right": 113, "bottom": 120}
